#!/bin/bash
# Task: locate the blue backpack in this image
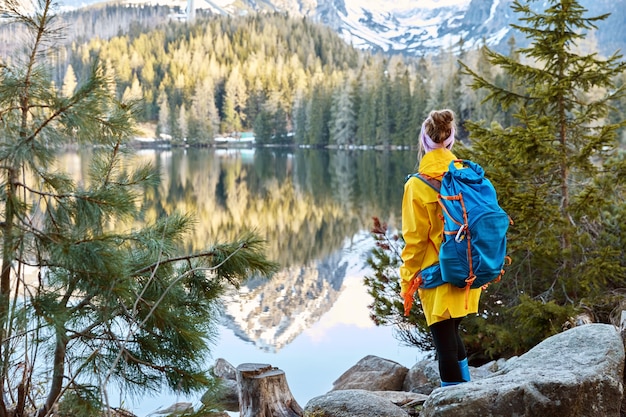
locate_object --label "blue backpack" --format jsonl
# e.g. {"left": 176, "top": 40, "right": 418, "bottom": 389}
{"left": 413, "top": 159, "right": 511, "bottom": 290}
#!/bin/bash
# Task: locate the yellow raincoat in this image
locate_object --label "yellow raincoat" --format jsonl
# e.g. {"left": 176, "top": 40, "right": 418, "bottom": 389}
{"left": 399, "top": 148, "right": 481, "bottom": 326}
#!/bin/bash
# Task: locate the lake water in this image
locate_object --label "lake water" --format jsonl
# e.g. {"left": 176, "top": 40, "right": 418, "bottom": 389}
{"left": 60, "top": 146, "right": 426, "bottom": 416}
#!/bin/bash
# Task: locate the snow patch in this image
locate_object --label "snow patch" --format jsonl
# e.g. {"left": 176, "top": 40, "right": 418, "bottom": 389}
{"left": 484, "top": 0, "right": 500, "bottom": 25}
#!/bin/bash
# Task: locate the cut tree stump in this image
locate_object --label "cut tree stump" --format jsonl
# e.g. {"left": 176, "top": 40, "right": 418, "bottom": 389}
{"left": 236, "top": 363, "right": 303, "bottom": 417}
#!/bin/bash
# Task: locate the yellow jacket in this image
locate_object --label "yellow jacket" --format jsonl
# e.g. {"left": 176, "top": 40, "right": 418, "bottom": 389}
{"left": 399, "top": 148, "right": 480, "bottom": 326}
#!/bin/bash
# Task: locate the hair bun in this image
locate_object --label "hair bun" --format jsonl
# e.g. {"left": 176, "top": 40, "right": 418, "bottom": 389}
{"left": 423, "top": 109, "right": 456, "bottom": 145}
{"left": 430, "top": 109, "right": 454, "bottom": 130}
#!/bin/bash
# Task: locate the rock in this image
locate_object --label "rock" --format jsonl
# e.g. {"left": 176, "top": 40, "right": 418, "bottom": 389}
{"left": 421, "top": 324, "right": 625, "bottom": 417}
{"left": 621, "top": 325, "right": 626, "bottom": 417}
{"left": 213, "top": 378, "right": 240, "bottom": 412}
{"left": 332, "top": 355, "right": 408, "bottom": 391}
{"left": 213, "top": 358, "right": 237, "bottom": 380}
{"left": 148, "top": 402, "right": 194, "bottom": 416}
{"left": 304, "top": 389, "right": 408, "bottom": 417}
{"left": 204, "top": 358, "right": 239, "bottom": 411}
{"left": 476, "top": 357, "right": 509, "bottom": 374}
{"left": 402, "top": 358, "right": 440, "bottom": 394}
{"left": 370, "top": 390, "right": 429, "bottom": 407}
{"left": 402, "top": 357, "right": 500, "bottom": 395}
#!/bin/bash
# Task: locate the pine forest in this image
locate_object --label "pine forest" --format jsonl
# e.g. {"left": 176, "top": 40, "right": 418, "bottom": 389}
{"left": 5, "top": 4, "right": 624, "bottom": 148}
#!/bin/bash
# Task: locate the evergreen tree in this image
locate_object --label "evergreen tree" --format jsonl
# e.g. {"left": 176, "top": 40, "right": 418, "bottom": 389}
{"left": 305, "top": 83, "right": 331, "bottom": 146}
{"left": 178, "top": 102, "right": 188, "bottom": 141}
{"left": 0, "top": 2, "right": 278, "bottom": 416}
{"left": 376, "top": 69, "right": 392, "bottom": 147}
{"left": 272, "top": 105, "right": 289, "bottom": 143}
{"left": 61, "top": 64, "right": 78, "bottom": 97}
{"left": 157, "top": 88, "right": 170, "bottom": 138}
{"left": 188, "top": 78, "right": 220, "bottom": 145}
{"left": 390, "top": 64, "right": 413, "bottom": 147}
{"left": 493, "top": 36, "right": 523, "bottom": 128}
{"left": 461, "top": 43, "right": 499, "bottom": 126}
{"left": 329, "top": 75, "right": 358, "bottom": 147}
{"left": 356, "top": 64, "right": 379, "bottom": 147}
{"left": 253, "top": 108, "right": 273, "bottom": 144}
{"left": 293, "top": 95, "right": 308, "bottom": 144}
{"left": 410, "top": 57, "right": 432, "bottom": 149}
{"left": 121, "top": 74, "right": 143, "bottom": 102}
{"left": 221, "top": 64, "right": 247, "bottom": 134}
{"left": 458, "top": 0, "right": 626, "bottom": 357}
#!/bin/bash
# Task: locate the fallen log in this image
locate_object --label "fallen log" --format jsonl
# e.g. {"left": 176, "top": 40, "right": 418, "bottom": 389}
{"left": 236, "top": 363, "right": 303, "bottom": 417}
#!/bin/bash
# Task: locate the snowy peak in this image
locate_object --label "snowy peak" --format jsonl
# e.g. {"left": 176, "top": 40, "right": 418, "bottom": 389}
{"left": 63, "top": 0, "right": 626, "bottom": 57}
{"left": 310, "top": 0, "right": 623, "bottom": 56}
{"left": 337, "top": 0, "right": 472, "bottom": 52}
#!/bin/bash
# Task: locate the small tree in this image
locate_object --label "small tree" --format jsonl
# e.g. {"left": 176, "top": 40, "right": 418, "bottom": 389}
{"left": 363, "top": 218, "right": 433, "bottom": 353}
{"left": 0, "top": 1, "right": 278, "bottom": 416}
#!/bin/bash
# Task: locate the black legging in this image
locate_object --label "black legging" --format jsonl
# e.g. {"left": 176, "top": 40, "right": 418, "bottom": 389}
{"left": 430, "top": 317, "right": 467, "bottom": 383}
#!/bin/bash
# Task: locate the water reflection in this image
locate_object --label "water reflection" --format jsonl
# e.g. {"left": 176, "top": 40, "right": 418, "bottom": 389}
{"left": 58, "top": 147, "right": 413, "bottom": 352}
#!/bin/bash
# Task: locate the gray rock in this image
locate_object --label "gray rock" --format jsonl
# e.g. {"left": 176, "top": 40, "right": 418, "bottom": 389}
{"left": 204, "top": 358, "right": 239, "bottom": 412}
{"left": 402, "top": 358, "right": 440, "bottom": 395}
{"left": 214, "top": 378, "right": 239, "bottom": 412}
{"left": 305, "top": 389, "right": 408, "bottom": 417}
{"left": 148, "top": 402, "right": 193, "bottom": 416}
{"left": 421, "top": 324, "right": 625, "bottom": 417}
{"left": 370, "top": 390, "right": 429, "bottom": 406}
{"left": 212, "top": 358, "right": 237, "bottom": 380}
{"left": 621, "top": 327, "right": 626, "bottom": 416}
{"left": 332, "top": 355, "right": 408, "bottom": 391}
{"left": 402, "top": 356, "right": 500, "bottom": 395}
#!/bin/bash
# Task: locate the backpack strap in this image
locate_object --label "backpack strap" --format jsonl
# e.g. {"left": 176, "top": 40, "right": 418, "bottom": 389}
{"left": 408, "top": 173, "right": 442, "bottom": 193}
{"left": 408, "top": 172, "right": 446, "bottom": 274}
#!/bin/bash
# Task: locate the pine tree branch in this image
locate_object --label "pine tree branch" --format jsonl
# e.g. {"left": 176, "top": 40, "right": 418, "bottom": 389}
{"left": 132, "top": 243, "right": 246, "bottom": 275}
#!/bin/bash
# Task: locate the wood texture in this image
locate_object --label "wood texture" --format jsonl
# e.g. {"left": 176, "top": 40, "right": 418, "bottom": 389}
{"left": 237, "top": 363, "right": 303, "bottom": 417}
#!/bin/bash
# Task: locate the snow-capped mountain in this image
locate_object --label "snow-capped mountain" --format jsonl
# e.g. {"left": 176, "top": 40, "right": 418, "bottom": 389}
{"left": 58, "top": 0, "right": 625, "bottom": 56}
{"left": 229, "top": 0, "right": 624, "bottom": 55}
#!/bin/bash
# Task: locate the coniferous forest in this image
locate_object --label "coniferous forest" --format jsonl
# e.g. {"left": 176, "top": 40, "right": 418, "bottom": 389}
{"left": 4, "top": 4, "right": 624, "bottom": 148}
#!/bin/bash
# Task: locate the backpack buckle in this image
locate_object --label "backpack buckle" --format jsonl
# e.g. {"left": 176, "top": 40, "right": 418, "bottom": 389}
{"left": 454, "top": 225, "right": 467, "bottom": 243}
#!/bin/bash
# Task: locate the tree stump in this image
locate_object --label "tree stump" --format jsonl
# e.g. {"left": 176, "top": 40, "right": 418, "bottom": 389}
{"left": 236, "top": 363, "right": 303, "bottom": 417}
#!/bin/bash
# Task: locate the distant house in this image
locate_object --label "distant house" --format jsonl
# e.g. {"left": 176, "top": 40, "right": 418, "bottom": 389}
{"left": 214, "top": 132, "right": 255, "bottom": 145}
{"left": 165, "top": 0, "right": 225, "bottom": 21}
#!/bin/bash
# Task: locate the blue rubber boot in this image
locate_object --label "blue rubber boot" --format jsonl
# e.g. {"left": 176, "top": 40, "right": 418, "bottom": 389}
{"left": 440, "top": 380, "right": 461, "bottom": 387}
{"left": 459, "top": 358, "right": 471, "bottom": 382}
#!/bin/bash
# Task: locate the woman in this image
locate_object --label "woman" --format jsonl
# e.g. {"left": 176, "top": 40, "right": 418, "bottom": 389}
{"left": 399, "top": 109, "right": 480, "bottom": 386}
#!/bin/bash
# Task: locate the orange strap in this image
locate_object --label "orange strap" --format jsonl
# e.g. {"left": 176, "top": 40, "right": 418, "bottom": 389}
{"left": 464, "top": 274, "right": 476, "bottom": 309}
{"left": 481, "top": 256, "right": 512, "bottom": 290}
{"left": 403, "top": 274, "right": 422, "bottom": 317}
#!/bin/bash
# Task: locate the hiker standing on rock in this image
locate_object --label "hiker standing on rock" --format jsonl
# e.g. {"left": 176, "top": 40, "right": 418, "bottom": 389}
{"left": 399, "top": 109, "right": 480, "bottom": 387}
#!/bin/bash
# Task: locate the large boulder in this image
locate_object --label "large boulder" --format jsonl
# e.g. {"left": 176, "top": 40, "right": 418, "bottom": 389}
{"left": 332, "top": 355, "right": 408, "bottom": 391}
{"left": 304, "top": 389, "right": 408, "bottom": 417}
{"left": 421, "top": 324, "right": 625, "bottom": 417}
